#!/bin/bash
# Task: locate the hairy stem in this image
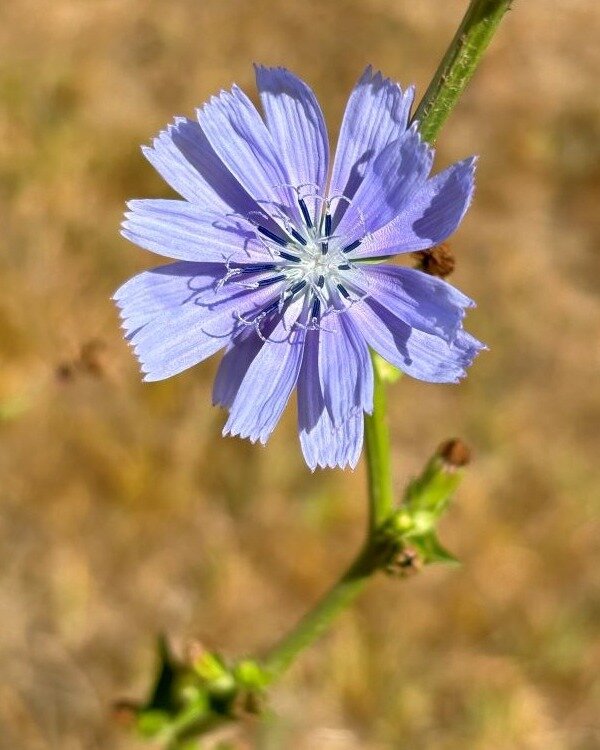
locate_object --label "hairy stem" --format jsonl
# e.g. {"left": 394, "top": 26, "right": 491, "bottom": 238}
{"left": 413, "top": 0, "right": 513, "bottom": 143}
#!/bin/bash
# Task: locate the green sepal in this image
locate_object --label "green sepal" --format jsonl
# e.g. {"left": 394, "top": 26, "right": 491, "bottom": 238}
{"left": 191, "top": 650, "right": 229, "bottom": 685}
{"left": 233, "top": 659, "right": 270, "bottom": 691}
{"left": 410, "top": 532, "right": 460, "bottom": 566}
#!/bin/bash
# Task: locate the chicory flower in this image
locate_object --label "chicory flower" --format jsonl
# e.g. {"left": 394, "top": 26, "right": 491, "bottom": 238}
{"left": 114, "top": 66, "right": 484, "bottom": 470}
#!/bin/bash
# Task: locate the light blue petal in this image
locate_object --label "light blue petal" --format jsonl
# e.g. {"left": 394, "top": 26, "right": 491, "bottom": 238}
{"left": 354, "top": 157, "right": 477, "bottom": 257}
{"left": 298, "top": 329, "right": 364, "bottom": 471}
{"left": 255, "top": 66, "right": 329, "bottom": 221}
{"left": 334, "top": 126, "right": 433, "bottom": 243}
{"left": 142, "top": 118, "right": 259, "bottom": 217}
{"left": 197, "top": 86, "right": 300, "bottom": 224}
{"left": 113, "top": 262, "right": 279, "bottom": 382}
{"left": 122, "top": 199, "right": 272, "bottom": 263}
{"left": 318, "top": 313, "right": 373, "bottom": 425}
{"left": 222, "top": 298, "right": 306, "bottom": 444}
{"left": 357, "top": 265, "right": 473, "bottom": 343}
{"left": 300, "top": 408, "right": 364, "bottom": 472}
{"left": 329, "top": 67, "right": 414, "bottom": 211}
{"left": 212, "top": 324, "right": 267, "bottom": 409}
{"left": 350, "top": 299, "right": 485, "bottom": 383}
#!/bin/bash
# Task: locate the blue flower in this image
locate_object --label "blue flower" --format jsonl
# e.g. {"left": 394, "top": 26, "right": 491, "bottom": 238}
{"left": 114, "top": 66, "right": 485, "bottom": 470}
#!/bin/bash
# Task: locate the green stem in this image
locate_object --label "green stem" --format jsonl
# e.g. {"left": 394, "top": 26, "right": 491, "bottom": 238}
{"left": 262, "top": 364, "right": 394, "bottom": 681}
{"left": 261, "top": 546, "right": 374, "bottom": 681}
{"left": 259, "top": 0, "right": 511, "bottom": 684}
{"left": 413, "top": 0, "right": 513, "bottom": 143}
{"left": 364, "top": 360, "right": 395, "bottom": 532}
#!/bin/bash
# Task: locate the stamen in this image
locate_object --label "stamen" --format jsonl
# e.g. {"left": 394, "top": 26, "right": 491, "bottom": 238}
{"left": 289, "top": 227, "right": 307, "bottom": 246}
{"left": 298, "top": 197, "right": 313, "bottom": 229}
{"left": 260, "top": 299, "right": 281, "bottom": 317}
{"left": 337, "top": 263, "right": 351, "bottom": 271}
{"left": 288, "top": 280, "right": 307, "bottom": 295}
{"left": 316, "top": 275, "right": 325, "bottom": 289}
{"left": 232, "top": 263, "right": 278, "bottom": 275}
{"left": 311, "top": 296, "right": 321, "bottom": 321}
{"left": 342, "top": 239, "right": 362, "bottom": 254}
{"left": 278, "top": 250, "right": 301, "bottom": 263}
{"left": 256, "top": 274, "right": 286, "bottom": 288}
{"left": 337, "top": 284, "right": 350, "bottom": 299}
{"left": 321, "top": 212, "right": 332, "bottom": 254}
{"left": 257, "top": 225, "right": 288, "bottom": 247}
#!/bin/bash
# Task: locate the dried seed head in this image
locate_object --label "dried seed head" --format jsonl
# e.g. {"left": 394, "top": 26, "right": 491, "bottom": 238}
{"left": 413, "top": 242, "right": 456, "bottom": 278}
{"left": 437, "top": 438, "right": 471, "bottom": 468}
{"left": 385, "top": 547, "right": 423, "bottom": 578}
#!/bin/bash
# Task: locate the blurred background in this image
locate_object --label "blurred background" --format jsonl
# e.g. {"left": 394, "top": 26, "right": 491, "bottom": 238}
{"left": 1, "top": 0, "right": 599, "bottom": 748}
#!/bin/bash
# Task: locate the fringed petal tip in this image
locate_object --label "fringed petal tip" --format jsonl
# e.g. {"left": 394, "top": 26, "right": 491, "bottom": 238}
{"left": 300, "top": 411, "right": 363, "bottom": 472}
{"left": 221, "top": 423, "right": 270, "bottom": 446}
{"left": 358, "top": 64, "right": 416, "bottom": 102}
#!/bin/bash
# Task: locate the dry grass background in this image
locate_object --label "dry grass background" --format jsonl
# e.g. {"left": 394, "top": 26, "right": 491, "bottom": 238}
{"left": 0, "top": 0, "right": 599, "bottom": 748}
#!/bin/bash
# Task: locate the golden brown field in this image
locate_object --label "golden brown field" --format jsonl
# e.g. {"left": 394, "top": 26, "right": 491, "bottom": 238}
{"left": 1, "top": 1, "right": 599, "bottom": 748}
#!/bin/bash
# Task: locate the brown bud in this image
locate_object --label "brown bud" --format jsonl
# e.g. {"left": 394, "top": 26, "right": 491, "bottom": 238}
{"left": 437, "top": 438, "right": 471, "bottom": 468}
{"left": 385, "top": 547, "right": 423, "bottom": 578}
{"left": 413, "top": 243, "right": 455, "bottom": 278}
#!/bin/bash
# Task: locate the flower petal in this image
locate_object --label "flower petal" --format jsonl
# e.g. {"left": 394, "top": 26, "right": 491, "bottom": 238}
{"left": 213, "top": 323, "right": 268, "bottom": 409}
{"left": 354, "top": 157, "right": 477, "bottom": 258}
{"left": 121, "top": 199, "right": 272, "bottom": 263}
{"left": 297, "top": 328, "right": 364, "bottom": 470}
{"left": 142, "top": 117, "right": 262, "bottom": 218}
{"left": 349, "top": 298, "right": 485, "bottom": 383}
{"left": 113, "top": 262, "right": 279, "bottom": 381}
{"left": 334, "top": 126, "right": 433, "bottom": 243}
{"left": 318, "top": 312, "right": 373, "bottom": 425}
{"left": 255, "top": 66, "right": 329, "bottom": 221}
{"left": 222, "top": 299, "right": 306, "bottom": 444}
{"left": 329, "top": 67, "right": 414, "bottom": 210}
{"left": 197, "top": 85, "right": 300, "bottom": 224}
{"left": 300, "top": 406, "right": 364, "bottom": 472}
{"left": 356, "top": 264, "right": 473, "bottom": 342}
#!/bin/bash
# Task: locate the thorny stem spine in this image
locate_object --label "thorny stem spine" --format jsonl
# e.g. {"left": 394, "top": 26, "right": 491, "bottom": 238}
{"left": 258, "top": 0, "right": 512, "bottom": 683}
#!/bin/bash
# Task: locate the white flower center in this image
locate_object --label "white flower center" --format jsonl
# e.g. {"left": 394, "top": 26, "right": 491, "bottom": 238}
{"left": 226, "top": 192, "right": 367, "bottom": 326}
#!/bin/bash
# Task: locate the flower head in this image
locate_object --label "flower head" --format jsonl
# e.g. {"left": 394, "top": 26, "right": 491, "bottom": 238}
{"left": 114, "top": 66, "right": 484, "bottom": 470}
